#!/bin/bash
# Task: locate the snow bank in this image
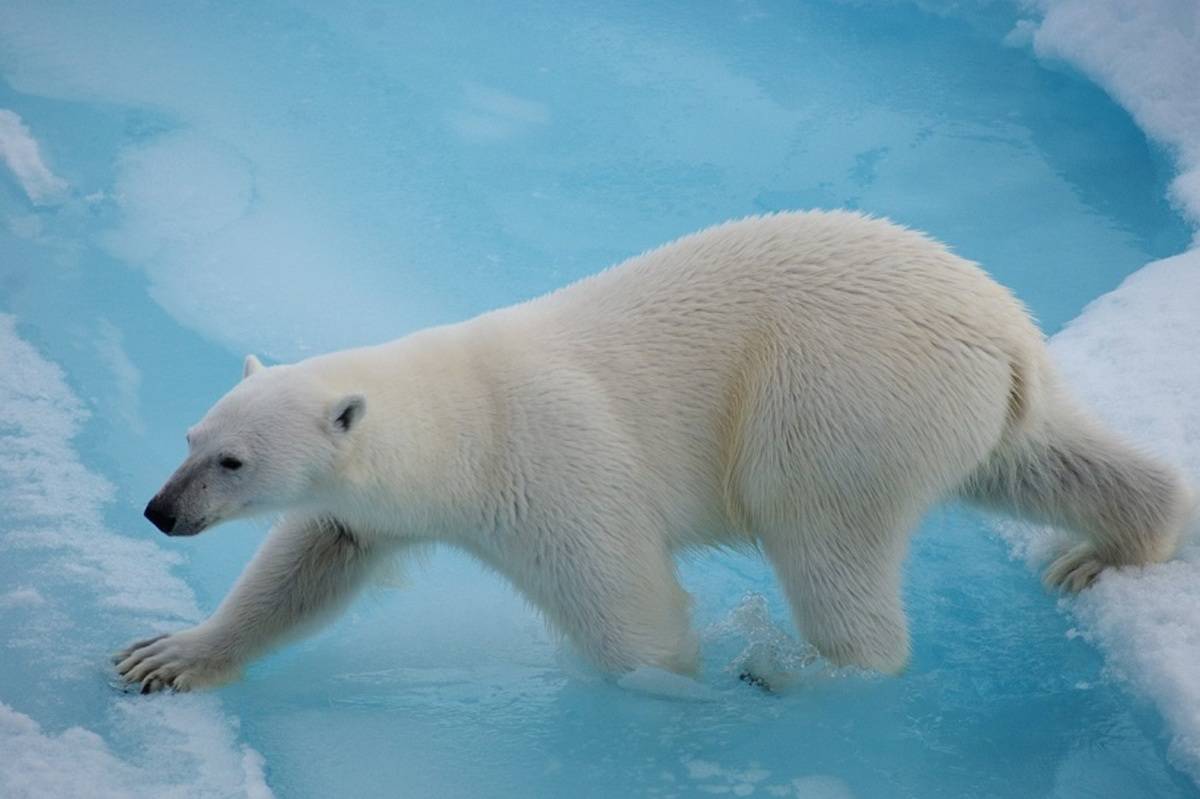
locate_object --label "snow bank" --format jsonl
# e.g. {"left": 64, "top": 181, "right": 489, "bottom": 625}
{"left": 0, "top": 315, "right": 271, "bottom": 798}
{"left": 0, "top": 702, "right": 270, "bottom": 799}
{"left": 1003, "top": 252, "right": 1200, "bottom": 781}
{"left": 1012, "top": 1, "right": 1200, "bottom": 780}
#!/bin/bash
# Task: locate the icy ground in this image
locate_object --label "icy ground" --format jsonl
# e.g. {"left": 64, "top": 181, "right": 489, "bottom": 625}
{"left": 1, "top": 1, "right": 1198, "bottom": 797}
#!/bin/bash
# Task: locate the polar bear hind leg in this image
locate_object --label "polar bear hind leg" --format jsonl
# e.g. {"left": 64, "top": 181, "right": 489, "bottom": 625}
{"left": 962, "top": 399, "right": 1192, "bottom": 591}
{"left": 757, "top": 503, "right": 916, "bottom": 675}
{"left": 507, "top": 516, "right": 700, "bottom": 676}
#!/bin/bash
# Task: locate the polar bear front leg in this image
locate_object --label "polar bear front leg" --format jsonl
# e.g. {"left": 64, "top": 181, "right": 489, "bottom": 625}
{"left": 116, "top": 515, "right": 387, "bottom": 693}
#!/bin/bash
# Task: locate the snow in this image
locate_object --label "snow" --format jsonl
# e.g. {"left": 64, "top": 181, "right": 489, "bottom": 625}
{"left": 0, "top": 702, "right": 271, "bottom": 799}
{"left": 1000, "top": 251, "right": 1200, "bottom": 782}
{"left": 0, "top": 315, "right": 272, "bottom": 799}
{"left": 0, "top": 109, "right": 67, "bottom": 206}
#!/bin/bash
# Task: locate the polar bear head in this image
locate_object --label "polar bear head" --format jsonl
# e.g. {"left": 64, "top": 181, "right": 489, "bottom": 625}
{"left": 143, "top": 354, "right": 366, "bottom": 536}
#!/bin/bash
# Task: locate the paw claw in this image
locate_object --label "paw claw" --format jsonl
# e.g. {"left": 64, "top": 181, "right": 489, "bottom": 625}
{"left": 114, "top": 633, "right": 168, "bottom": 666}
{"left": 114, "top": 628, "right": 232, "bottom": 694}
{"left": 1045, "top": 545, "right": 1107, "bottom": 593}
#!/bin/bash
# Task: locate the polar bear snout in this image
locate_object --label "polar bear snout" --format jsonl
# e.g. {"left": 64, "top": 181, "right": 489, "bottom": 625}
{"left": 144, "top": 488, "right": 213, "bottom": 535}
{"left": 144, "top": 463, "right": 214, "bottom": 537}
{"left": 144, "top": 489, "right": 209, "bottom": 536}
{"left": 144, "top": 491, "right": 209, "bottom": 536}
{"left": 144, "top": 497, "right": 177, "bottom": 534}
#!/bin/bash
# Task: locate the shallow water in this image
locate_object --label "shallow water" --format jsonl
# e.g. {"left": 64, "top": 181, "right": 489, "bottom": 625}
{"left": 0, "top": 1, "right": 1195, "bottom": 797}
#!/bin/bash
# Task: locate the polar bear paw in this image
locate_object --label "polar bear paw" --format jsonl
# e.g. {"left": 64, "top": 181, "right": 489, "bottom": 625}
{"left": 1044, "top": 544, "right": 1107, "bottom": 593}
{"left": 114, "top": 627, "right": 239, "bottom": 693}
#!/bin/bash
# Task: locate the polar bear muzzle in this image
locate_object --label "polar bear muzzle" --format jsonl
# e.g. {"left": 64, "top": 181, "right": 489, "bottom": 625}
{"left": 144, "top": 486, "right": 208, "bottom": 536}
{"left": 144, "top": 459, "right": 216, "bottom": 536}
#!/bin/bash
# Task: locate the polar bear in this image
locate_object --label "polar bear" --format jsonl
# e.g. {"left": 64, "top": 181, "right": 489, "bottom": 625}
{"left": 117, "top": 211, "right": 1192, "bottom": 693}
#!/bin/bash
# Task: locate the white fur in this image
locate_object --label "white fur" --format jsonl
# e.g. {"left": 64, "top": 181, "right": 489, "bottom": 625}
{"left": 118, "top": 211, "right": 1192, "bottom": 692}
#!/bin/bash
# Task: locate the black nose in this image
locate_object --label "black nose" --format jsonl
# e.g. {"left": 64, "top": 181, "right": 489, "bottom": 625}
{"left": 144, "top": 499, "right": 177, "bottom": 534}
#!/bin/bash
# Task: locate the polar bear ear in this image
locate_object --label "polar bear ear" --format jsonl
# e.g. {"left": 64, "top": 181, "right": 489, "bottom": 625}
{"left": 328, "top": 394, "right": 366, "bottom": 434}
{"left": 242, "top": 354, "right": 264, "bottom": 380}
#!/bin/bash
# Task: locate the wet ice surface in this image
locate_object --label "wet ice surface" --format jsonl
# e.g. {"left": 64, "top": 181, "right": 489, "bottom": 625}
{"left": 1, "top": 0, "right": 1198, "bottom": 797}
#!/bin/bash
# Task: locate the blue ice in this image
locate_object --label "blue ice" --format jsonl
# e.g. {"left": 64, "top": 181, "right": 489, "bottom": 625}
{"left": 0, "top": 1, "right": 1196, "bottom": 797}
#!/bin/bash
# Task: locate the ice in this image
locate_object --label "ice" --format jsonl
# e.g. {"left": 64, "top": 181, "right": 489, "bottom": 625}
{"left": 704, "top": 593, "right": 823, "bottom": 692}
{"left": 0, "top": 0, "right": 1188, "bottom": 357}
{"left": 617, "top": 667, "right": 720, "bottom": 702}
{"left": 0, "top": 586, "right": 45, "bottom": 608}
{"left": 448, "top": 84, "right": 553, "bottom": 142}
{"left": 0, "top": 109, "right": 67, "bottom": 205}
{"left": 0, "top": 315, "right": 271, "bottom": 798}
{"left": 775, "top": 777, "right": 855, "bottom": 799}
{"left": 675, "top": 761, "right": 852, "bottom": 799}
{"left": 92, "top": 319, "right": 147, "bottom": 437}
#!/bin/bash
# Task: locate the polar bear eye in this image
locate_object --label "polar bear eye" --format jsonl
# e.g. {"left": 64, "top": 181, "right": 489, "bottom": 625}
{"left": 219, "top": 456, "right": 243, "bottom": 471}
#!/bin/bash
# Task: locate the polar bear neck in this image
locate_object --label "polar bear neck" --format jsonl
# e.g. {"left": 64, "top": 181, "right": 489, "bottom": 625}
{"left": 300, "top": 319, "right": 516, "bottom": 544}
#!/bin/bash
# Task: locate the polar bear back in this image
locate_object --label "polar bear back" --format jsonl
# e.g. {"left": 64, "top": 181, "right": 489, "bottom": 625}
{"left": 468, "top": 211, "right": 1047, "bottom": 545}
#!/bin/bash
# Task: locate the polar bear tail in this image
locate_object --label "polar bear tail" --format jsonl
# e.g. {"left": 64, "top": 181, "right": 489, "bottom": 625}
{"left": 962, "top": 364, "right": 1193, "bottom": 586}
